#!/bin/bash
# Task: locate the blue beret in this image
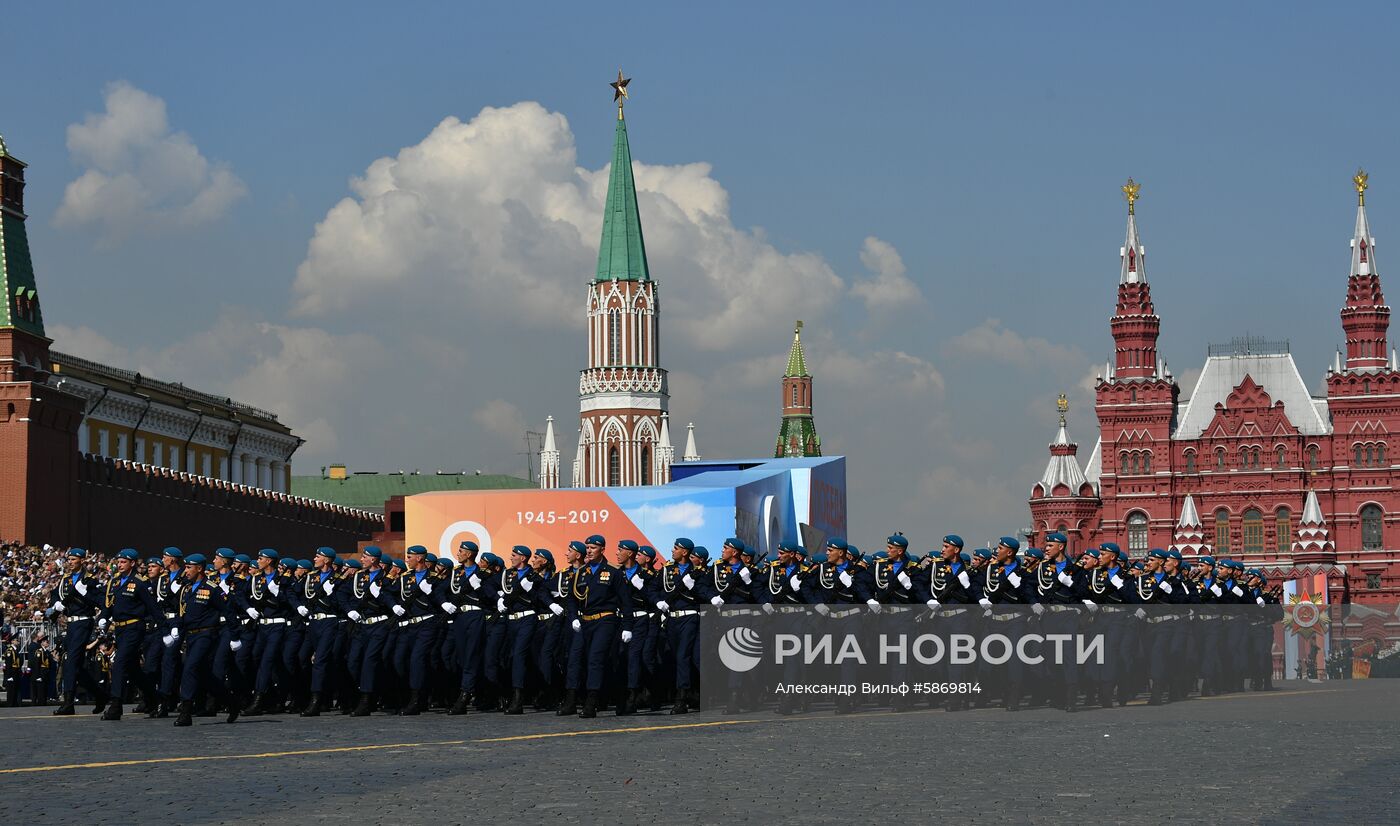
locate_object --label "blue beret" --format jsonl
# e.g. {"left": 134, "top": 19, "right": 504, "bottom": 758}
{"left": 1132, "top": 561, "right": 1146, "bottom": 571}
{"left": 184, "top": 553, "right": 208, "bottom": 566}
{"left": 425, "top": 553, "right": 438, "bottom": 565}
{"left": 795, "top": 545, "right": 808, "bottom": 558}
{"left": 215, "top": 548, "right": 236, "bottom": 560}
{"left": 66, "top": 548, "right": 87, "bottom": 559}
{"left": 145, "top": 556, "right": 162, "bottom": 566}
{"left": 826, "top": 537, "right": 848, "bottom": 551}
{"left": 811, "top": 552, "right": 828, "bottom": 564}
{"left": 1046, "top": 532, "right": 1068, "bottom": 544}
{"left": 405, "top": 545, "right": 427, "bottom": 556}
{"left": 958, "top": 551, "right": 972, "bottom": 565}
{"left": 278, "top": 558, "right": 294, "bottom": 568}
{"left": 1025, "top": 547, "right": 1046, "bottom": 560}
{"left": 510, "top": 544, "right": 532, "bottom": 556}
{"left": 973, "top": 548, "right": 993, "bottom": 560}
{"left": 873, "top": 550, "right": 888, "bottom": 560}
{"left": 674, "top": 537, "right": 695, "bottom": 551}
{"left": 638, "top": 545, "right": 656, "bottom": 558}
{"left": 363, "top": 546, "right": 383, "bottom": 559}
{"left": 162, "top": 547, "right": 183, "bottom": 559}
{"left": 390, "top": 559, "right": 406, "bottom": 570}
{"left": 457, "top": 540, "right": 478, "bottom": 553}
{"left": 258, "top": 549, "right": 279, "bottom": 560}
{"left": 1081, "top": 547, "right": 1101, "bottom": 558}
{"left": 618, "top": 539, "right": 640, "bottom": 552}
{"left": 1199, "top": 555, "right": 1216, "bottom": 566}
{"left": 778, "top": 541, "right": 800, "bottom": 553}
{"left": 481, "top": 553, "right": 502, "bottom": 567}
{"left": 116, "top": 548, "right": 138, "bottom": 560}
{"left": 1099, "top": 542, "right": 1121, "bottom": 555}
{"left": 1231, "top": 560, "right": 1246, "bottom": 570}
{"left": 436, "top": 557, "right": 453, "bottom": 569}
{"left": 1166, "top": 549, "right": 1183, "bottom": 562}
{"left": 887, "top": 534, "right": 909, "bottom": 548}
{"left": 739, "top": 545, "right": 756, "bottom": 558}
{"left": 585, "top": 534, "right": 606, "bottom": 546}
{"left": 234, "top": 554, "right": 251, "bottom": 565}
{"left": 999, "top": 536, "right": 1021, "bottom": 551}
{"left": 724, "top": 537, "right": 744, "bottom": 551}
{"left": 344, "top": 558, "right": 363, "bottom": 569}
{"left": 691, "top": 546, "right": 710, "bottom": 561}
{"left": 568, "top": 540, "right": 587, "bottom": 554}
{"left": 297, "top": 559, "right": 314, "bottom": 570}
{"left": 315, "top": 546, "right": 336, "bottom": 558}
{"left": 1114, "top": 550, "right": 1129, "bottom": 564}
{"left": 534, "top": 549, "right": 554, "bottom": 565}
{"left": 943, "top": 534, "right": 964, "bottom": 549}
{"left": 1148, "top": 548, "right": 1168, "bottom": 560}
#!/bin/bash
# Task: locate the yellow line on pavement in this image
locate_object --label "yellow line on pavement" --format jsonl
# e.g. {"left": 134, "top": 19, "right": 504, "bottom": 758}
{"left": 474, "top": 719, "right": 763, "bottom": 742}
{"left": 0, "top": 739, "right": 472, "bottom": 775}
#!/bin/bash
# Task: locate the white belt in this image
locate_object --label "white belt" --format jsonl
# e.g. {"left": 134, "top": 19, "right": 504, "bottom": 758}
{"left": 311, "top": 613, "right": 338, "bottom": 621}
{"left": 1046, "top": 605, "right": 1079, "bottom": 612}
{"left": 829, "top": 608, "right": 862, "bottom": 618}
{"left": 507, "top": 610, "right": 534, "bottom": 620}
{"left": 163, "top": 612, "right": 178, "bottom": 619}
{"left": 403, "top": 615, "right": 433, "bottom": 626}
{"left": 456, "top": 605, "right": 483, "bottom": 613}
{"left": 258, "top": 617, "right": 288, "bottom": 626}
{"left": 361, "top": 615, "right": 389, "bottom": 625}
{"left": 670, "top": 609, "right": 700, "bottom": 617}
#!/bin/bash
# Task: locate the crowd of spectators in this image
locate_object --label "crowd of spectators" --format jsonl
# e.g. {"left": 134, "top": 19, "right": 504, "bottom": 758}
{"left": 1, "top": 542, "right": 110, "bottom": 630}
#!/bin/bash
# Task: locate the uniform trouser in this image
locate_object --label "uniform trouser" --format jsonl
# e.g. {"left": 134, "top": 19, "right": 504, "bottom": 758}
{"left": 622, "top": 613, "right": 657, "bottom": 690}
{"left": 307, "top": 618, "right": 340, "bottom": 693}
{"left": 235, "top": 624, "right": 257, "bottom": 684}
{"left": 60, "top": 621, "right": 99, "bottom": 699}
{"left": 981, "top": 614, "right": 1025, "bottom": 702}
{"left": 1041, "top": 609, "right": 1082, "bottom": 700}
{"left": 666, "top": 614, "right": 701, "bottom": 690}
{"left": 402, "top": 621, "right": 436, "bottom": 691}
{"left": 1223, "top": 618, "right": 1248, "bottom": 686}
{"left": 1197, "top": 619, "right": 1223, "bottom": 688}
{"left": 179, "top": 630, "right": 229, "bottom": 703}
{"left": 212, "top": 626, "right": 245, "bottom": 700}
{"left": 563, "top": 621, "right": 585, "bottom": 691}
{"left": 504, "top": 616, "right": 536, "bottom": 690}
{"left": 1148, "top": 619, "right": 1182, "bottom": 689}
{"left": 1094, "top": 610, "right": 1123, "bottom": 692}
{"left": 1248, "top": 622, "right": 1273, "bottom": 681}
{"left": 346, "top": 622, "right": 387, "bottom": 693}
{"left": 580, "top": 616, "right": 619, "bottom": 692}
{"left": 253, "top": 624, "right": 286, "bottom": 694}
{"left": 533, "top": 616, "right": 559, "bottom": 691}
{"left": 451, "top": 611, "right": 486, "bottom": 693}
{"left": 483, "top": 620, "right": 505, "bottom": 689}
{"left": 141, "top": 630, "right": 166, "bottom": 697}
{"left": 110, "top": 625, "right": 144, "bottom": 703}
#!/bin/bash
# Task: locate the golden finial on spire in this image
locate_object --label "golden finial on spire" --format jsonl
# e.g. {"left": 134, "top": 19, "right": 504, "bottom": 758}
{"left": 1121, "top": 177, "right": 1141, "bottom": 215}
{"left": 1057, "top": 393, "right": 1069, "bottom": 426}
{"left": 1355, "top": 168, "right": 1370, "bottom": 206}
{"left": 794, "top": 319, "right": 803, "bottom": 339}
{"left": 610, "top": 69, "right": 631, "bottom": 120}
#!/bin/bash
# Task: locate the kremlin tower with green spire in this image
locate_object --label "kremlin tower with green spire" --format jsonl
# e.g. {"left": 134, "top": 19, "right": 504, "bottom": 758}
{"left": 775, "top": 321, "right": 821, "bottom": 458}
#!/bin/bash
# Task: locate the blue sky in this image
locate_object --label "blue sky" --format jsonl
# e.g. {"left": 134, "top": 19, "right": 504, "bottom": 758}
{"left": 4, "top": 2, "right": 1397, "bottom": 547}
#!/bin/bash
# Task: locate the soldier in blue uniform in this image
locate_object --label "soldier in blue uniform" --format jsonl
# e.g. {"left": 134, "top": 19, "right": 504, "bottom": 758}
{"left": 205, "top": 548, "right": 248, "bottom": 716}
{"left": 656, "top": 537, "right": 706, "bottom": 714}
{"left": 1244, "top": 569, "right": 1282, "bottom": 691}
{"left": 614, "top": 539, "right": 656, "bottom": 715}
{"left": 342, "top": 547, "right": 393, "bottom": 715}
{"left": 570, "top": 534, "right": 630, "bottom": 717}
{"left": 922, "top": 535, "right": 974, "bottom": 710}
{"left": 48, "top": 548, "right": 105, "bottom": 716}
{"left": 242, "top": 549, "right": 290, "bottom": 715}
{"left": 97, "top": 549, "right": 167, "bottom": 720}
{"left": 291, "top": 547, "right": 342, "bottom": 716}
{"left": 1085, "top": 543, "right": 1130, "bottom": 707}
{"left": 978, "top": 537, "right": 1031, "bottom": 711}
{"left": 804, "top": 537, "right": 874, "bottom": 713}
{"left": 549, "top": 543, "right": 585, "bottom": 716}
{"left": 1030, "top": 532, "right": 1087, "bottom": 711}
{"left": 476, "top": 552, "right": 507, "bottom": 711}
{"left": 493, "top": 545, "right": 555, "bottom": 714}
{"left": 172, "top": 554, "right": 242, "bottom": 726}
{"left": 442, "top": 541, "right": 491, "bottom": 715}
{"left": 135, "top": 555, "right": 172, "bottom": 716}
{"left": 384, "top": 545, "right": 442, "bottom": 715}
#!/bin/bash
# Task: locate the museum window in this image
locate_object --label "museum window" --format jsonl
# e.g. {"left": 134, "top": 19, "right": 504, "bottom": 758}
{"left": 1308, "top": 444, "right": 1319, "bottom": 469}
{"left": 641, "top": 446, "right": 652, "bottom": 486}
{"left": 1367, "top": 573, "right": 1382, "bottom": 590}
{"left": 1276, "top": 446, "right": 1286, "bottom": 468}
{"left": 1242, "top": 508, "right": 1264, "bottom": 555}
{"left": 1130, "top": 454, "right": 1139, "bottom": 474}
{"left": 1380, "top": 443, "right": 1388, "bottom": 466}
{"left": 1275, "top": 508, "right": 1291, "bottom": 553}
{"left": 1126, "top": 511, "right": 1149, "bottom": 554}
{"left": 607, "top": 446, "right": 621, "bottom": 486}
{"left": 1355, "top": 444, "right": 1364, "bottom": 466}
{"left": 1120, "top": 452, "right": 1128, "bottom": 474}
{"left": 1361, "top": 504, "right": 1384, "bottom": 551}
{"left": 1214, "top": 509, "right": 1230, "bottom": 552}
{"left": 1216, "top": 448, "right": 1226, "bottom": 470}
{"left": 1184, "top": 451, "right": 1196, "bottom": 473}
{"left": 1142, "top": 452, "right": 1151, "bottom": 473}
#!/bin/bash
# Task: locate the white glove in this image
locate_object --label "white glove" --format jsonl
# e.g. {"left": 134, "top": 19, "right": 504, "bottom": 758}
{"left": 630, "top": 574, "right": 644, "bottom": 589}
{"left": 549, "top": 602, "right": 564, "bottom": 616}
{"left": 867, "top": 599, "right": 883, "bottom": 613}
{"left": 897, "top": 571, "right": 913, "bottom": 589}
{"left": 681, "top": 574, "right": 696, "bottom": 589}
{"left": 170, "top": 627, "right": 180, "bottom": 640}
{"left": 978, "top": 597, "right": 993, "bottom": 608}
{"left": 788, "top": 575, "right": 803, "bottom": 592}
{"left": 496, "top": 598, "right": 507, "bottom": 613}
{"left": 1032, "top": 602, "right": 1046, "bottom": 616}
{"left": 161, "top": 634, "right": 175, "bottom": 647}
{"left": 171, "top": 580, "right": 182, "bottom": 593}
{"left": 322, "top": 580, "right": 335, "bottom": 595}
{"left": 220, "top": 582, "right": 230, "bottom": 595}
{"left": 571, "top": 618, "right": 582, "bottom": 632}
{"left": 297, "top": 605, "right": 310, "bottom": 617}
{"left": 442, "top": 602, "right": 458, "bottom": 615}
{"left": 1083, "top": 600, "right": 1099, "bottom": 612}
{"left": 268, "top": 580, "right": 280, "bottom": 596}
{"left": 348, "top": 610, "right": 363, "bottom": 622}
{"left": 711, "top": 596, "right": 724, "bottom": 607}
{"left": 98, "top": 618, "right": 109, "bottom": 630}
{"left": 1110, "top": 575, "right": 1125, "bottom": 590}
{"left": 838, "top": 571, "right": 854, "bottom": 587}
{"left": 246, "top": 607, "right": 260, "bottom": 620}
{"left": 1008, "top": 572, "right": 1023, "bottom": 588}
{"left": 229, "top": 640, "right": 243, "bottom": 652}
{"left": 762, "top": 602, "right": 775, "bottom": 615}
{"left": 392, "top": 604, "right": 406, "bottom": 617}
{"left": 53, "top": 601, "right": 65, "bottom": 613}
{"left": 655, "top": 600, "right": 670, "bottom": 613}
{"left": 519, "top": 576, "right": 534, "bottom": 592}
{"left": 957, "top": 571, "right": 971, "bottom": 588}
{"left": 1231, "top": 586, "right": 1244, "bottom": 596}
{"left": 1057, "top": 572, "right": 1074, "bottom": 587}
{"left": 370, "top": 582, "right": 382, "bottom": 598}
{"left": 621, "top": 630, "right": 633, "bottom": 643}
{"left": 1256, "top": 596, "right": 1265, "bottom": 606}
{"left": 418, "top": 579, "right": 433, "bottom": 595}
{"left": 468, "top": 574, "right": 482, "bottom": 589}
{"left": 739, "top": 567, "right": 752, "bottom": 584}
{"left": 1210, "top": 584, "right": 1222, "bottom": 597}
{"left": 1159, "top": 581, "right": 1174, "bottom": 594}
{"left": 74, "top": 580, "right": 88, "bottom": 597}
{"left": 1134, "top": 607, "right": 1147, "bottom": 620}
{"left": 926, "top": 599, "right": 940, "bottom": 608}
{"left": 814, "top": 603, "right": 831, "bottom": 616}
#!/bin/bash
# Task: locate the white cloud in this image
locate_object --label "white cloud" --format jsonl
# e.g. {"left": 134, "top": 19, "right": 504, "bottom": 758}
{"left": 56, "top": 82, "right": 246, "bottom": 237}
{"left": 473, "top": 399, "right": 526, "bottom": 442}
{"left": 948, "top": 318, "right": 1085, "bottom": 372}
{"left": 632, "top": 501, "right": 706, "bottom": 530}
{"left": 852, "top": 236, "right": 922, "bottom": 310}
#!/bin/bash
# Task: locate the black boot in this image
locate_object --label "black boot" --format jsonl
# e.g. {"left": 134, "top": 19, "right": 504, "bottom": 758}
{"left": 301, "top": 693, "right": 322, "bottom": 717}
{"left": 579, "top": 690, "right": 599, "bottom": 719}
{"left": 449, "top": 690, "right": 472, "bottom": 715}
{"left": 198, "top": 696, "right": 218, "bottom": 717}
{"left": 504, "top": 688, "right": 525, "bottom": 715}
{"left": 101, "top": 700, "right": 122, "bottom": 721}
{"left": 400, "top": 690, "right": 422, "bottom": 716}
{"left": 1148, "top": 688, "right": 1163, "bottom": 706}
{"left": 556, "top": 689, "right": 578, "bottom": 716}
{"left": 133, "top": 692, "right": 149, "bottom": 714}
{"left": 225, "top": 699, "right": 240, "bottom": 724}
{"left": 155, "top": 695, "right": 172, "bottom": 718}
{"left": 52, "top": 694, "right": 75, "bottom": 716}
{"left": 174, "top": 700, "right": 193, "bottom": 727}
{"left": 145, "top": 692, "right": 163, "bottom": 719}
{"left": 670, "top": 693, "right": 690, "bottom": 715}
{"left": 92, "top": 692, "right": 108, "bottom": 714}
{"left": 353, "top": 693, "right": 373, "bottom": 717}
{"left": 615, "top": 689, "right": 635, "bottom": 717}
{"left": 244, "top": 692, "right": 269, "bottom": 716}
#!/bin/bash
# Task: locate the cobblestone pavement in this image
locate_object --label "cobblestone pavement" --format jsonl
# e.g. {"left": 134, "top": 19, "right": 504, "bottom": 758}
{"left": 1, "top": 681, "right": 1396, "bottom": 825}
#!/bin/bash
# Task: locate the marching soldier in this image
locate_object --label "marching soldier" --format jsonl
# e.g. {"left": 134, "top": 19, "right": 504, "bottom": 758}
{"left": 171, "top": 554, "right": 242, "bottom": 726}
{"left": 494, "top": 545, "right": 558, "bottom": 715}
{"left": 207, "top": 548, "right": 249, "bottom": 716}
{"left": 243, "top": 549, "right": 291, "bottom": 716}
{"left": 386, "top": 545, "right": 444, "bottom": 715}
{"left": 48, "top": 548, "right": 105, "bottom": 716}
{"left": 615, "top": 539, "right": 657, "bottom": 715}
{"left": 655, "top": 537, "right": 707, "bottom": 714}
{"left": 538, "top": 545, "right": 578, "bottom": 714}
{"left": 979, "top": 537, "right": 1031, "bottom": 711}
{"left": 97, "top": 548, "right": 167, "bottom": 720}
{"left": 444, "top": 541, "right": 492, "bottom": 715}
{"left": 1086, "top": 544, "right": 1130, "bottom": 707}
{"left": 804, "top": 537, "right": 874, "bottom": 713}
{"left": 570, "top": 535, "right": 630, "bottom": 718}
{"left": 3, "top": 632, "right": 22, "bottom": 707}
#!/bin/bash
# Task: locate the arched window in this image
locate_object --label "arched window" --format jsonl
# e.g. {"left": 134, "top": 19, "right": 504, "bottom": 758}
{"left": 1143, "top": 452, "right": 1152, "bottom": 473}
{"left": 792, "top": 385, "right": 799, "bottom": 407}
{"left": 1214, "top": 509, "right": 1231, "bottom": 552}
{"left": 1130, "top": 454, "right": 1139, "bottom": 475}
{"left": 1127, "top": 512, "right": 1149, "bottom": 554}
{"left": 609, "top": 309, "right": 621, "bottom": 365}
{"left": 607, "top": 446, "right": 621, "bottom": 487}
{"left": 1254, "top": 448, "right": 1262, "bottom": 467}
{"left": 1276, "top": 446, "right": 1286, "bottom": 468}
{"left": 1275, "top": 508, "right": 1292, "bottom": 553}
{"left": 1216, "top": 448, "right": 1226, "bottom": 470}
{"left": 1241, "top": 448, "right": 1251, "bottom": 469}
{"left": 1120, "top": 453, "right": 1129, "bottom": 474}
{"left": 1355, "top": 444, "right": 1364, "bottom": 466}
{"left": 1242, "top": 508, "right": 1264, "bottom": 555}
{"left": 1130, "top": 388, "right": 1137, "bottom": 403}
{"left": 1184, "top": 450, "right": 1196, "bottom": 473}
{"left": 641, "top": 446, "right": 652, "bottom": 486}
{"left": 1362, "top": 504, "right": 1384, "bottom": 551}
{"left": 1367, "top": 445, "right": 1376, "bottom": 467}
{"left": 1364, "top": 379, "right": 1372, "bottom": 395}
{"left": 1380, "top": 443, "right": 1388, "bottom": 466}
{"left": 1308, "top": 445, "right": 1319, "bottom": 469}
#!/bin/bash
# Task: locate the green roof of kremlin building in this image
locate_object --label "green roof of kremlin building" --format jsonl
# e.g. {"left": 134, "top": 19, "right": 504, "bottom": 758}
{"left": 291, "top": 471, "right": 532, "bottom": 512}
{"left": 594, "top": 113, "right": 650, "bottom": 283}
{"left": 0, "top": 137, "right": 46, "bottom": 336}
